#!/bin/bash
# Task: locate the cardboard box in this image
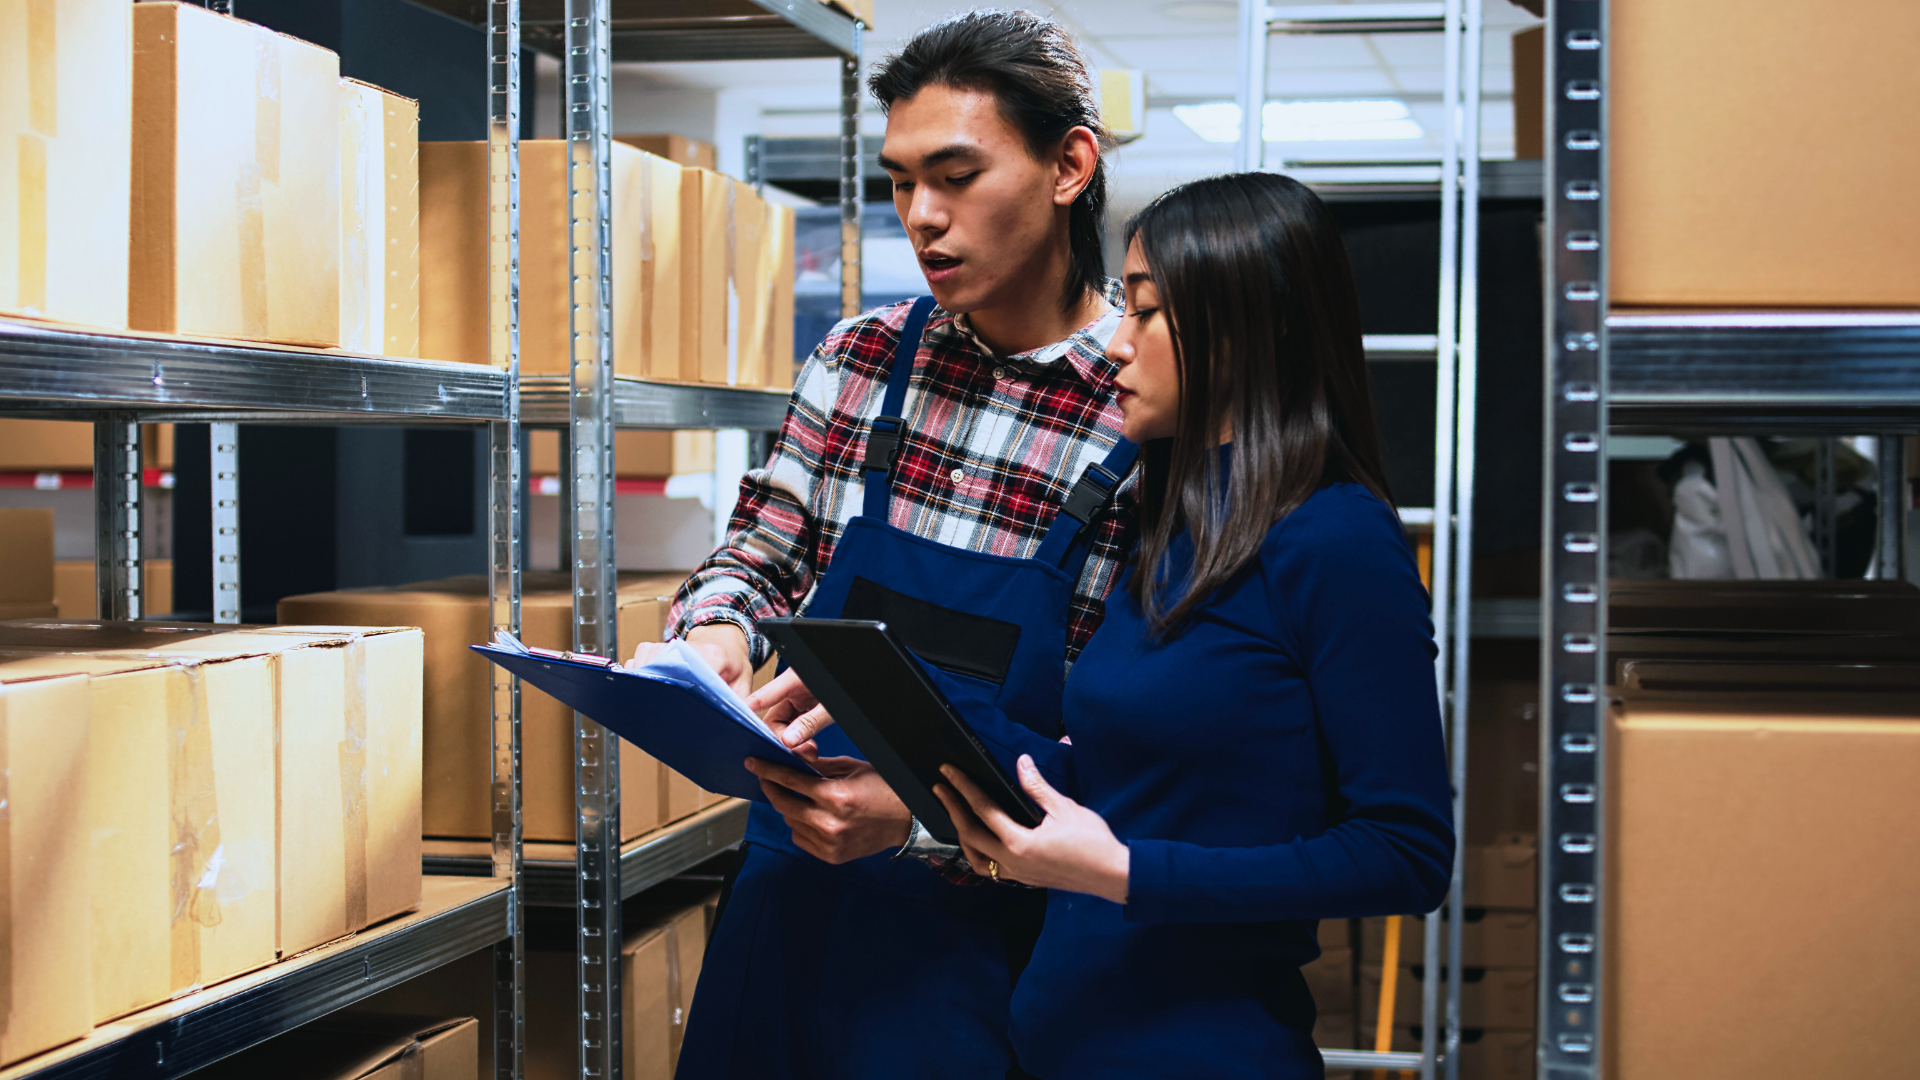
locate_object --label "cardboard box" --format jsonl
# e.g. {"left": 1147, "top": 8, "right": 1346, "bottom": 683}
{"left": 729, "top": 179, "right": 768, "bottom": 387}
{"left": 339, "top": 79, "right": 420, "bottom": 357}
{"left": 277, "top": 571, "right": 699, "bottom": 843}
{"left": 640, "top": 153, "right": 688, "bottom": 381}
{"left": 421, "top": 140, "right": 658, "bottom": 376}
{"left": 1463, "top": 836, "right": 1536, "bottom": 910}
{"left": 1510, "top": 26, "right": 1542, "bottom": 162}
{"left": 0, "top": 508, "right": 54, "bottom": 606}
{"left": 766, "top": 202, "right": 796, "bottom": 390}
{"left": 1361, "top": 964, "right": 1536, "bottom": 1031}
{"left": 0, "top": 419, "right": 93, "bottom": 470}
{"left": 130, "top": 2, "right": 341, "bottom": 346}
{"left": 1610, "top": 0, "right": 1920, "bottom": 307}
{"left": 0, "top": 643, "right": 276, "bottom": 1023}
{"left": 690, "top": 169, "right": 731, "bottom": 385}
{"left": 0, "top": 663, "right": 92, "bottom": 1065}
{"left": 614, "top": 133, "right": 716, "bottom": 173}
{"left": 1362, "top": 911, "right": 1537, "bottom": 971}
{"left": 192, "top": 1014, "right": 478, "bottom": 1080}
{"left": 528, "top": 892, "right": 715, "bottom": 1080}
{"left": 526, "top": 429, "right": 716, "bottom": 479}
{"left": 0, "top": 0, "right": 131, "bottom": 329}
{"left": 52, "top": 559, "right": 176, "bottom": 619}
{"left": 1466, "top": 677, "right": 1539, "bottom": 844}
{"left": 821, "top": 0, "right": 872, "bottom": 28}
{"left": 1605, "top": 693, "right": 1920, "bottom": 1078}
{"left": 145, "top": 422, "right": 174, "bottom": 471}
{"left": 1302, "top": 946, "right": 1354, "bottom": 1015}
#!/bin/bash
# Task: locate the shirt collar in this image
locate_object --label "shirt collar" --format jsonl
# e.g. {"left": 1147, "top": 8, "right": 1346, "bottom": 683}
{"left": 930, "top": 278, "right": 1124, "bottom": 389}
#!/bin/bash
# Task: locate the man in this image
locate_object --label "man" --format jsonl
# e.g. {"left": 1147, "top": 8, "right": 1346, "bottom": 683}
{"left": 632, "top": 12, "right": 1134, "bottom": 1077}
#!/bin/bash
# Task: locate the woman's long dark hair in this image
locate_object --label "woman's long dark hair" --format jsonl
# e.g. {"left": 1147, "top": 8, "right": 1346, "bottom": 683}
{"left": 1128, "top": 172, "right": 1394, "bottom": 636}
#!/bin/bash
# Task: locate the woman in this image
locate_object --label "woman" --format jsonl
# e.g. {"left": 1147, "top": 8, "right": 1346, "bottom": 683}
{"left": 933, "top": 172, "right": 1454, "bottom": 1079}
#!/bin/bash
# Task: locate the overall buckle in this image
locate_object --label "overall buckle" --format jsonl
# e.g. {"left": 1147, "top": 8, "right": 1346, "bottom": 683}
{"left": 864, "top": 415, "right": 907, "bottom": 475}
{"left": 1059, "top": 461, "right": 1121, "bottom": 526}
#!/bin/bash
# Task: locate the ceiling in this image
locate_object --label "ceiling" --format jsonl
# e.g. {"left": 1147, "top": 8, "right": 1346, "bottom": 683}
{"left": 610, "top": 0, "right": 1542, "bottom": 211}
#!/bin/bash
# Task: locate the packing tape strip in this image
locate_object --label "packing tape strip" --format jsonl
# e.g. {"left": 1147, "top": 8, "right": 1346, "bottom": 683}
{"left": 397, "top": 1040, "right": 425, "bottom": 1080}
{"left": 0, "top": 683, "right": 12, "bottom": 1037}
{"left": 341, "top": 634, "right": 370, "bottom": 931}
{"left": 638, "top": 154, "right": 653, "bottom": 263}
{"left": 17, "top": 0, "right": 56, "bottom": 313}
{"left": 237, "top": 35, "right": 280, "bottom": 338}
{"left": 169, "top": 659, "right": 223, "bottom": 994}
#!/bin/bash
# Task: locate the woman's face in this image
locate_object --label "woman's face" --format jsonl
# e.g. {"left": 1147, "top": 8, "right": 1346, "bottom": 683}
{"left": 1108, "top": 238, "right": 1179, "bottom": 443}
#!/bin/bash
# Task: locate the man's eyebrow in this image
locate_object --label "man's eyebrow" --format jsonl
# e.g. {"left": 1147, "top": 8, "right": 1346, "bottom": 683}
{"left": 877, "top": 143, "right": 985, "bottom": 173}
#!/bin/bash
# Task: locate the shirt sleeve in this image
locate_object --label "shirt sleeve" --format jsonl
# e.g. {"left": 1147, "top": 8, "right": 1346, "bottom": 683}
{"left": 1124, "top": 494, "right": 1455, "bottom": 924}
{"left": 667, "top": 342, "right": 840, "bottom": 666}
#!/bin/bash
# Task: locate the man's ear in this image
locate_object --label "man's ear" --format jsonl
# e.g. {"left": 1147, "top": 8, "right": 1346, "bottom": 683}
{"left": 1053, "top": 126, "right": 1101, "bottom": 208}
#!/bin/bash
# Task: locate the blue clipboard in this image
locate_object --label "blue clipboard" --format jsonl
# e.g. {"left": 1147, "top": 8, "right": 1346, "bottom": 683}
{"left": 471, "top": 643, "right": 819, "bottom": 803}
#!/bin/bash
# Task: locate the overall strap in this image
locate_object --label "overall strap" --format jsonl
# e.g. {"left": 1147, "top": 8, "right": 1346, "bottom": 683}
{"left": 1033, "top": 436, "right": 1141, "bottom": 573}
{"left": 861, "top": 296, "right": 939, "bottom": 519}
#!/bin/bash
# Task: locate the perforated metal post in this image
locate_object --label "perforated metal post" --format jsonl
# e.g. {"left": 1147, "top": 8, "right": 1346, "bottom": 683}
{"left": 566, "top": 2, "right": 622, "bottom": 1077}
{"left": 839, "top": 33, "right": 864, "bottom": 319}
{"left": 486, "top": 1, "right": 526, "bottom": 1077}
{"left": 1540, "top": 0, "right": 1607, "bottom": 1075}
{"left": 210, "top": 422, "right": 241, "bottom": 623}
{"left": 93, "top": 416, "right": 143, "bottom": 620}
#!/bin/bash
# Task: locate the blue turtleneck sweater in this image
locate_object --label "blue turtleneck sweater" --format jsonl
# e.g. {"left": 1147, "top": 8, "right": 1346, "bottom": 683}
{"left": 1005, "top": 480, "right": 1454, "bottom": 1080}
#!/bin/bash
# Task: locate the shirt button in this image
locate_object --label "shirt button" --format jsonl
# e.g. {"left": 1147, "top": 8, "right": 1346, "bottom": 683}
{"left": 950, "top": 467, "right": 965, "bottom": 484}
{"left": 992, "top": 366, "right": 1006, "bottom": 379}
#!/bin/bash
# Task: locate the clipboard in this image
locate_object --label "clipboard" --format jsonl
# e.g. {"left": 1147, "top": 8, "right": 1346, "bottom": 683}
{"left": 472, "top": 641, "right": 819, "bottom": 803}
{"left": 759, "top": 617, "right": 1043, "bottom": 844}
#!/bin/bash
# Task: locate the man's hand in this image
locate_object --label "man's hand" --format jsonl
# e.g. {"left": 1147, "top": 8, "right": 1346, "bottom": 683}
{"left": 746, "top": 667, "right": 838, "bottom": 756}
{"left": 744, "top": 755, "right": 912, "bottom": 864}
{"left": 933, "top": 755, "right": 1129, "bottom": 903}
{"left": 627, "top": 623, "right": 753, "bottom": 698}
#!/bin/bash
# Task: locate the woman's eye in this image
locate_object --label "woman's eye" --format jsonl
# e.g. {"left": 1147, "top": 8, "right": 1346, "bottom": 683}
{"left": 1132, "top": 307, "right": 1158, "bottom": 322}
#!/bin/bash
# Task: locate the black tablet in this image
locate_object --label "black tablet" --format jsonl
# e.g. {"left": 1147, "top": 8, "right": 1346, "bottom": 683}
{"left": 759, "top": 616, "right": 1043, "bottom": 844}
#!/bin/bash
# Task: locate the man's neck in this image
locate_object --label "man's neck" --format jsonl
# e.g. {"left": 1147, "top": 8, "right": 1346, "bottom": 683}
{"left": 963, "top": 280, "right": 1109, "bottom": 357}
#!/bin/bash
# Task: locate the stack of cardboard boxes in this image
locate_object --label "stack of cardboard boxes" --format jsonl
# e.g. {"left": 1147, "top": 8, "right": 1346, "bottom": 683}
{"left": 4, "top": 2, "right": 798, "bottom": 384}
{"left": 1599, "top": 580, "right": 1920, "bottom": 1079}
{"left": 0, "top": 619, "right": 424, "bottom": 1068}
{"left": 418, "top": 139, "right": 796, "bottom": 390}
{"left": 278, "top": 571, "right": 728, "bottom": 846}
{"left": 1301, "top": 919, "right": 1358, "bottom": 1073}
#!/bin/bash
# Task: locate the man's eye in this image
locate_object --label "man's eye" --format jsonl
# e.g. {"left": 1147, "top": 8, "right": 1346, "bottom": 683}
{"left": 892, "top": 180, "right": 914, "bottom": 194}
{"left": 948, "top": 171, "right": 980, "bottom": 186}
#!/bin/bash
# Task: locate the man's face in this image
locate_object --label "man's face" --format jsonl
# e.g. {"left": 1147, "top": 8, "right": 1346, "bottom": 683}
{"left": 879, "top": 84, "right": 1064, "bottom": 315}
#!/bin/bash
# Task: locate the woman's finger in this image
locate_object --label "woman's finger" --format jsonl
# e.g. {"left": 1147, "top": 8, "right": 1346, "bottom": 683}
{"left": 934, "top": 782, "right": 1006, "bottom": 859}
{"left": 1017, "top": 754, "right": 1067, "bottom": 815}
{"left": 939, "top": 764, "right": 1022, "bottom": 838}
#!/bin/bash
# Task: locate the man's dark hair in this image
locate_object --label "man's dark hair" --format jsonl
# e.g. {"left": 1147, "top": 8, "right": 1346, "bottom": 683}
{"left": 869, "top": 9, "right": 1110, "bottom": 312}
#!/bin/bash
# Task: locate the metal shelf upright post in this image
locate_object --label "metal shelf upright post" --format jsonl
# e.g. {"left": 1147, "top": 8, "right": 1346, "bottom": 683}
{"left": 486, "top": 1, "right": 528, "bottom": 1078}
{"left": 1238, "top": 4, "right": 1484, "bottom": 1076}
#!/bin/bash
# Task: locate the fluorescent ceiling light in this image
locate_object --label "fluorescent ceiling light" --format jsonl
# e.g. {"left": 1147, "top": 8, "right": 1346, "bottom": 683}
{"left": 1173, "top": 99, "right": 1424, "bottom": 143}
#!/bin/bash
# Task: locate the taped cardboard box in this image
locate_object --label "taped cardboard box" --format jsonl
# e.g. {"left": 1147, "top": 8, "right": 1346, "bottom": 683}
{"left": 130, "top": 2, "right": 341, "bottom": 347}
{"left": 0, "top": 620, "right": 422, "bottom": 955}
{"left": 1360, "top": 964, "right": 1536, "bottom": 1031}
{"left": 615, "top": 133, "right": 716, "bottom": 172}
{"left": 419, "top": 140, "right": 656, "bottom": 376}
{"left": 1606, "top": 692, "right": 1920, "bottom": 1079}
{"left": 0, "top": 663, "right": 92, "bottom": 1065}
{"left": 52, "top": 559, "right": 175, "bottom": 620}
{"left": 1609, "top": 0, "right": 1920, "bottom": 307}
{"left": 1362, "top": 910, "right": 1537, "bottom": 971}
{"left": 0, "top": 644, "right": 275, "bottom": 1024}
{"left": 193, "top": 1014, "right": 478, "bottom": 1080}
{"left": 526, "top": 429, "right": 715, "bottom": 479}
{"left": 690, "top": 169, "right": 731, "bottom": 384}
{"left": 640, "top": 152, "right": 688, "bottom": 381}
{"left": 1463, "top": 835, "right": 1535, "bottom": 910}
{"left": 0, "top": 418, "right": 93, "bottom": 470}
{"left": 0, "top": 508, "right": 54, "bottom": 607}
{"left": 339, "top": 79, "right": 420, "bottom": 358}
{"left": 0, "top": 0, "right": 132, "bottom": 329}
{"left": 277, "top": 571, "right": 702, "bottom": 843}
{"left": 766, "top": 202, "right": 796, "bottom": 390}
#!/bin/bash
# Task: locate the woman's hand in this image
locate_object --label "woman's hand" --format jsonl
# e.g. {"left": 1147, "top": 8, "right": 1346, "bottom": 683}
{"left": 933, "top": 755, "right": 1130, "bottom": 904}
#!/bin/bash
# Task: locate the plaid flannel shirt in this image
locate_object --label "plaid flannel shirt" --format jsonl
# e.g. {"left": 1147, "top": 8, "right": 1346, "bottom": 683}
{"left": 667, "top": 283, "right": 1132, "bottom": 879}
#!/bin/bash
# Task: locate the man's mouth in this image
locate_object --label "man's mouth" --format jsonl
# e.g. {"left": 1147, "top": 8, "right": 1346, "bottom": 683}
{"left": 919, "top": 251, "right": 963, "bottom": 281}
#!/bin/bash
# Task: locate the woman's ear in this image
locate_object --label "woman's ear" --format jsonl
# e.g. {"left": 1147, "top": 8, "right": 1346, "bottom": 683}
{"left": 1053, "top": 126, "right": 1100, "bottom": 207}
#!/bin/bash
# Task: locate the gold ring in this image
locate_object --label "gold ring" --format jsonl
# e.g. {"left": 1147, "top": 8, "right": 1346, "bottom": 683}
{"left": 987, "top": 859, "right": 1000, "bottom": 883}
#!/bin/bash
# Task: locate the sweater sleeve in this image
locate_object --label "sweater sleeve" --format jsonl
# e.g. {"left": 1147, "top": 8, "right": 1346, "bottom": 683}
{"left": 1125, "top": 492, "right": 1455, "bottom": 924}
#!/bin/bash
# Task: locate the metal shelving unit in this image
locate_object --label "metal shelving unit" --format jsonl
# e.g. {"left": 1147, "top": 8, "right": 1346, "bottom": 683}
{"left": 1241, "top": 2, "right": 1488, "bottom": 1076}
{"left": 0, "top": 0, "right": 840, "bottom": 1075}
{"left": 1536, "top": 3, "right": 1915, "bottom": 1078}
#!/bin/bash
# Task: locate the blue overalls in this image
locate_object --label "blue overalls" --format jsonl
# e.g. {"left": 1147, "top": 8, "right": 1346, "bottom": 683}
{"left": 677, "top": 297, "right": 1137, "bottom": 1079}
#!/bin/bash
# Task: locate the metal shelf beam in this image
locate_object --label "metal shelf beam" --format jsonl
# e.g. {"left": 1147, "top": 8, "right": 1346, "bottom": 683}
{"left": 405, "top": 0, "right": 860, "bottom": 61}
{"left": 0, "top": 880, "right": 511, "bottom": 1080}
{"left": 521, "top": 376, "right": 789, "bottom": 431}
